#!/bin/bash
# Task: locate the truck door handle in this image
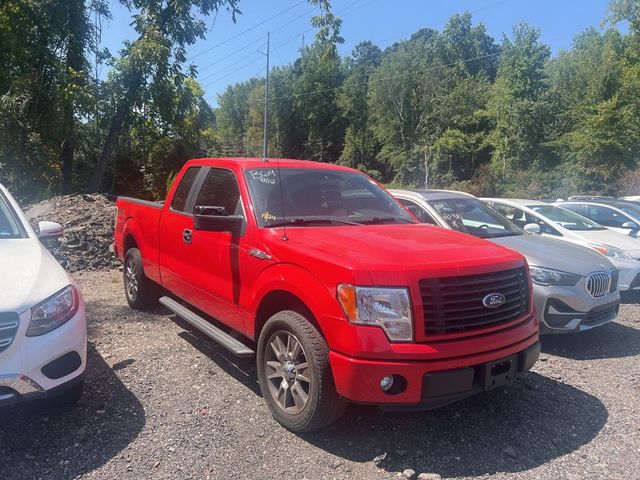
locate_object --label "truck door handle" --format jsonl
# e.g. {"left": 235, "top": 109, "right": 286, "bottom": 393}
{"left": 183, "top": 229, "right": 192, "bottom": 244}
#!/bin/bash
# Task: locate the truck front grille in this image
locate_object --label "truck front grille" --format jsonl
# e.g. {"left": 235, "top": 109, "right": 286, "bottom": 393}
{"left": 420, "top": 267, "right": 529, "bottom": 336}
{"left": 586, "top": 272, "right": 611, "bottom": 298}
{"left": 0, "top": 313, "right": 19, "bottom": 354}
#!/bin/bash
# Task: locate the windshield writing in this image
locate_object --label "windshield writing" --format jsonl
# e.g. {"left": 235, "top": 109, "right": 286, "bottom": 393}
{"left": 428, "top": 198, "right": 522, "bottom": 238}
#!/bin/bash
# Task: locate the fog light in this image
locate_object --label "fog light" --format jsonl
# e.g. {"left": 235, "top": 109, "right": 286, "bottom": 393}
{"left": 380, "top": 375, "right": 394, "bottom": 392}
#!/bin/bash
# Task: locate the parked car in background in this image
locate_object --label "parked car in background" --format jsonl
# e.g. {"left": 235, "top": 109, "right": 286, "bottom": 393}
{"left": 391, "top": 189, "right": 620, "bottom": 334}
{"left": 0, "top": 184, "right": 86, "bottom": 407}
{"left": 567, "top": 195, "right": 617, "bottom": 201}
{"left": 483, "top": 198, "right": 640, "bottom": 291}
{"left": 555, "top": 199, "right": 640, "bottom": 237}
{"left": 114, "top": 158, "right": 540, "bottom": 432}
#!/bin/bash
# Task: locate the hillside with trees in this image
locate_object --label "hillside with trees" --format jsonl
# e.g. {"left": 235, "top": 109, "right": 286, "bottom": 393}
{"left": 1, "top": 0, "right": 640, "bottom": 201}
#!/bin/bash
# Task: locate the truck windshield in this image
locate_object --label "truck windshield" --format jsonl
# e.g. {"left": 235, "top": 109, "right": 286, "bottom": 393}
{"left": 428, "top": 198, "right": 523, "bottom": 238}
{"left": 0, "top": 192, "right": 24, "bottom": 239}
{"left": 244, "top": 168, "right": 415, "bottom": 227}
{"left": 529, "top": 205, "right": 605, "bottom": 231}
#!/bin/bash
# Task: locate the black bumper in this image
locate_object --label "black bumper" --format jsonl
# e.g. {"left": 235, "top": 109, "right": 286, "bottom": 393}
{"left": 381, "top": 342, "right": 540, "bottom": 411}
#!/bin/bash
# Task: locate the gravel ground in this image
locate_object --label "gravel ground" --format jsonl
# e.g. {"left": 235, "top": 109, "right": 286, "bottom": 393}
{"left": 1, "top": 270, "right": 639, "bottom": 480}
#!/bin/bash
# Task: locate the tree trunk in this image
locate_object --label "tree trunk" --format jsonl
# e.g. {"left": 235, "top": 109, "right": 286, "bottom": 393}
{"left": 59, "top": 0, "right": 85, "bottom": 194}
{"left": 88, "top": 77, "right": 140, "bottom": 192}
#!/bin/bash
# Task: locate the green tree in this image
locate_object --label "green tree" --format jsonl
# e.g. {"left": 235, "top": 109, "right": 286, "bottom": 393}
{"left": 489, "top": 22, "right": 551, "bottom": 180}
{"left": 88, "top": 0, "right": 240, "bottom": 191}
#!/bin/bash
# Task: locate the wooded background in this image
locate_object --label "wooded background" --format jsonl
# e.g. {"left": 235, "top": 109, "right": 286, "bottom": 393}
{"left": 1, "top": 0, "right": 640, "bottom": 201}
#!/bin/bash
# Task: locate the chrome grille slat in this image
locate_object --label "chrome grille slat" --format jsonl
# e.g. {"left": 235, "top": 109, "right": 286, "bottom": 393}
{"left": 420, "top": 267, "right": 530, "bottom": 336}
{"left": 586, "top": 272, "right": 611, "bottom": 298}
{"left": 0, "top": 313, "right": 19, "bottom": 354}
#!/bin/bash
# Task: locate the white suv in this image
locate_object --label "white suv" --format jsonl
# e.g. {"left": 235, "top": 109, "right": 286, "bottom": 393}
{"left": 0, "top": 184, "right": 86, "bottom": 407}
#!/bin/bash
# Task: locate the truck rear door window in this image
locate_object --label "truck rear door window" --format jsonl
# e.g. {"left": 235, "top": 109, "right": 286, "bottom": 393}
{"left": 171, "top": 167, "right": 200, "bottom": 213}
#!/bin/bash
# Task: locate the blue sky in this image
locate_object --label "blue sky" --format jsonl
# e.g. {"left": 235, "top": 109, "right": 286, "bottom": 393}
{"left": 101, "top": 0, "right": 614, "bottom": 105}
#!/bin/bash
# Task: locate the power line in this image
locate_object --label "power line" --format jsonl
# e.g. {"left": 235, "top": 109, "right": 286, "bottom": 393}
{"left": 199, "top": 0, "right": 368, "bottom": 87}
{"left": 188, "top": 0, "right": 308, "bottom": 61}
{"left": 195, "top": 4, "right": 319, "bottom": 72}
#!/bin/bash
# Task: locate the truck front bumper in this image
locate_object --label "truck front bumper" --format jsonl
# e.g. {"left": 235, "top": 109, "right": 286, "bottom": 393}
{"left": 329, "top": 334, "right": 540, "bottom": 407}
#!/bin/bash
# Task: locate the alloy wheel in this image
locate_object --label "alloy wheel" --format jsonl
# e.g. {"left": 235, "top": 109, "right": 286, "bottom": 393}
{"left": 264, "top": 330, "right": 311, "bottom": 414}
{"left": 125, "top": 258, "right": 138, "bottom": 301}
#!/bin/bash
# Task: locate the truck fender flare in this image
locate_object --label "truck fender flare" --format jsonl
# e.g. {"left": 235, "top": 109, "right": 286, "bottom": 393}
{"left": 251, "top": 263, "right": 342, "bottom": 340}
{"left": 122, "top": 217, "right": 143, "bottom": 256}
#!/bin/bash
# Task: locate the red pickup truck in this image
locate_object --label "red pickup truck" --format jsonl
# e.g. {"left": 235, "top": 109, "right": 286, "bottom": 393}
{"left": 114, "top": 158, "right": 540, "bottom": 432}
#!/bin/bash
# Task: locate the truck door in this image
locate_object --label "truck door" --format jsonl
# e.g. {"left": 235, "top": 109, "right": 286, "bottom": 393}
{"left": 158, "top": 166, "right": 204, "bottom": 301}
{"left": 187, "top": 167, "right": 250, "bottom": 334}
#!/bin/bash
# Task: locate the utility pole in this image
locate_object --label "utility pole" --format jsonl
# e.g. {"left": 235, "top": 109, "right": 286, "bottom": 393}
{"left": 262, "top": 32, "right": 270, "bottom": 159}
{"left": 424, "top": 151, "right": 429, "bottom": 189}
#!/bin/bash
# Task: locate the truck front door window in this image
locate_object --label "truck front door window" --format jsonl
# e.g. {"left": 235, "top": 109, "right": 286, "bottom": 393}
{"left": 194, "top": 168, "right": 243, "bottom": 217}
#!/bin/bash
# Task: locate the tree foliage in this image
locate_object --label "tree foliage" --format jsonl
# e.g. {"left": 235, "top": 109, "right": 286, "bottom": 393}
{"left": 2, "top": 1, "right": 640, "bottom": 201}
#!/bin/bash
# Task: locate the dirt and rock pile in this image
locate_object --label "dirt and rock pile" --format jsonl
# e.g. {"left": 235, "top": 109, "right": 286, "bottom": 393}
{"left": 24, "top": 193, "right": 121, "bottom": 271}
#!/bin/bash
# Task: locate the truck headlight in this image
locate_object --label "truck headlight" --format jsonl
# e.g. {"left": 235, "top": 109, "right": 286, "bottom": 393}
{"left": 27, "top": 285, "right": 79, "bottom": 337}
{"left": 529, "top": 266, "right": 580, "bottom": 286}
{"left": 337, "top": 285, "right": 413, "bottom": 341}
{"left": 588, "top": 243, "right": 634, "bottom": 260}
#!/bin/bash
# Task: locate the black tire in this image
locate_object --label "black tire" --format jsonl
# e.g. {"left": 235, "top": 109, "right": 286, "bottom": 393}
{"left": 124, "top": 248, "right": 159, "bottom": 310}
{"left": 257, "top": 310, "right": 346, "bottom": 432}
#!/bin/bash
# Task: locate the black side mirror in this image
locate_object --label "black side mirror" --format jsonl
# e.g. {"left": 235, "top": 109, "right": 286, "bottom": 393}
{"left": 193, "top": 205, "right": 245, "bottom": 234}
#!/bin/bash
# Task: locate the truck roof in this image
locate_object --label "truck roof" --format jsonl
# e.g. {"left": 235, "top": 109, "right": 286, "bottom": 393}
{"left": 184, "top": 157, "right": 356, "bottom": 172}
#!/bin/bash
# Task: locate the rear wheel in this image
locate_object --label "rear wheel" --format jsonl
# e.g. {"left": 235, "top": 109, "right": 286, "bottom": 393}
{"left": 257, "top": 310, "right": 346, "bottom": 432}
{"left": 124, "top": 248, "right": 159, "bottom": 309}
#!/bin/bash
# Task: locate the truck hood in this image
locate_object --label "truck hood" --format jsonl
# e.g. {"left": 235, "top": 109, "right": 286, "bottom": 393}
{"left": 282, "top": 224, "right": 525, "bottom": 283}
{"left": 490, "top": 234, "right": 614, "bottom": 276}
{"left": 0, "top": 239, "right": 72, "bottom": 313}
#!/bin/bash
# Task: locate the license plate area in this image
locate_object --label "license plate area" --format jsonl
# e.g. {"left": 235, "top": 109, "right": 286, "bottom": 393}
{"left": 482, "top": 355, "right": 517, "bottom": 391}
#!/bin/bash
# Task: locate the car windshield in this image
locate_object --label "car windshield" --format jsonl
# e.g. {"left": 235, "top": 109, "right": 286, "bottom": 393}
{"left": 244, "top": 168, "right": 415, "bottom": 227}
{"left": 618, "top": 204, "right": 640, "bottom": 221}
{"left": 529, "top": 205, "right": 605, "bottom": 231}
{"left": 427, "top": 197, "right": 523, "bottom": 238}
{"left": 0, "top": 192, "right": 24, "bottom": 239}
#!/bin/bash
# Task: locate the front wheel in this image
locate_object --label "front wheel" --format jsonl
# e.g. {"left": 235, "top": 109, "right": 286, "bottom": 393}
{"left": 257, "top": 310, "right": 346, "bottom": 432}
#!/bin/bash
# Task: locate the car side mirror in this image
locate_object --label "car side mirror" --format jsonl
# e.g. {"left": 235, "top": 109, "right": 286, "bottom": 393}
{"left": 38, "top": 221, "right": 64, "bottom": 239}
{"left": 622, "top": 221, "right": 638, "bottom": 230}
{"left": 524, "top": 223, "right": 541, "bottom": 234}
{"left": 193, "top": 205, "right": 244, "bottom": 234}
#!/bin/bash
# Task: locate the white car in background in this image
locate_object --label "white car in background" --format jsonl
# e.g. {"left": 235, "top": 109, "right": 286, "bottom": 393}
{"left": 0, "top": 183, "right": 86, "bottom": 407}
{"left": 555, "top": 199, "right": 640, "bottom": 237}
{"left": 483, "top": 198, "right": 640, "bottom": 291}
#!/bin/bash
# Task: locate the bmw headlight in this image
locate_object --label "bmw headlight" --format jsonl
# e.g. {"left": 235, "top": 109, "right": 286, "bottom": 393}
{"left": 27, "top": 285, "right": 79, "bottom": 336}
{"left": 337, "top": 285, "right": 413, "bottom": 341}
{"left": 529, "top": 266, "right": 580, "bottom": 286}
{"left": 588, "top": 244, "right": 634, "bottom": 260}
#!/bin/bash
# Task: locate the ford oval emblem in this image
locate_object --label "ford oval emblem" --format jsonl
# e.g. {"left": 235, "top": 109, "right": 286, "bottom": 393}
{"left": 483, "top": 293, "right": 506, "bottom": 308}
